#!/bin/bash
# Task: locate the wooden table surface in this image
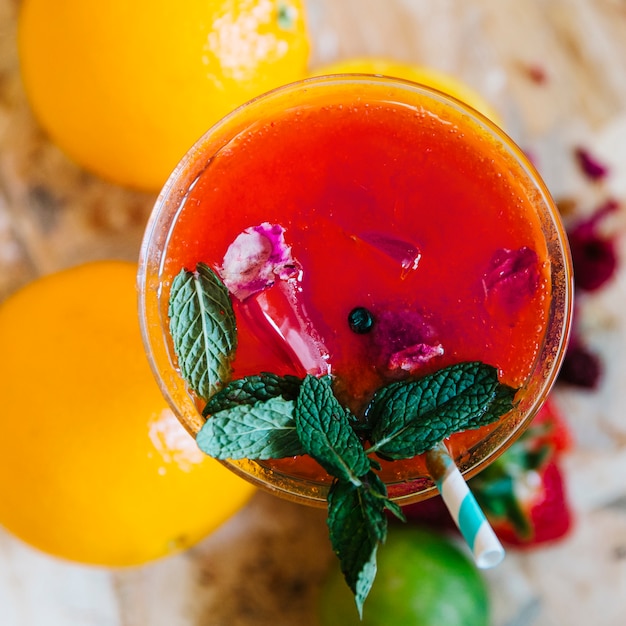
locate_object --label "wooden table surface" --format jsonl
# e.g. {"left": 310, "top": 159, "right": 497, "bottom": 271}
{"left": 2, "top": 0, "right": 626, "bottom": 624}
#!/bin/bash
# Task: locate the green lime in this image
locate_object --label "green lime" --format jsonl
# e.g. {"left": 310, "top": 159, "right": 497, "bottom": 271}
{"left": 318, "top": 525, "right": 490, "bottom": 626}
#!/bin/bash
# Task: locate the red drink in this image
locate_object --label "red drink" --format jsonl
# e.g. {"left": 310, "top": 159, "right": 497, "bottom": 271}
{"left": 139, "top": 76, "right": 571, "bottom": 504}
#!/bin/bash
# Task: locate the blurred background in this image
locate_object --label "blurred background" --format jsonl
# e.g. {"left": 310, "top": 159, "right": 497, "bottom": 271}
{"left": 1, "top": 0, "right": 626, "bottom": 624}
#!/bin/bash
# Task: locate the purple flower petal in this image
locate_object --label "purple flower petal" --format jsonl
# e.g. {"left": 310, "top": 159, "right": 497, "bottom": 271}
{"left": 358, "top": 232, "right": 422, "bottom": 278}
{"left": 370, "top": 309, "right": 443, "bottom": 375}
{"left": 558, "top": 341, "right": 602, "bottom": 389}
{"left": 574, "top": 147, "right": 609, "bottom": 181}
{"left": 568, "top": 200, "right": 619, "bottom": 292}
{"left": 483, "top": 247, "right": 540, "bottom": 314}
{"left": 388, "top": 342, "right": 444, "bottom": 373}
{"left": 220, "top": 223, "right": 299, "bottom": 300}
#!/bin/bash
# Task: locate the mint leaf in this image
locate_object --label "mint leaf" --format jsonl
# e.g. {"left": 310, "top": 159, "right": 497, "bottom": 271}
{"left": 295, "top": 375, "right": 371, "bottom": 485}
{"left": 196, "top": 396, "right": 304, "bottom": 459}
{"left": 168, "top": 263, "right": 237, "bottom": 401}
{"left": 367, "top": 361, "right": 517, "bottom": 459}
{"left": 203, "top": 372, "right": 302, "bottom": 416}
{"left": 327, "top": 472, "right": 400, "bottom": 616}
{"left": 480, "top": 382, "right": 518, "bottom": 428}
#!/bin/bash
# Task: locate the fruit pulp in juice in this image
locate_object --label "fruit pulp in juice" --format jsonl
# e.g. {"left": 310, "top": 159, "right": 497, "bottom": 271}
{"left": 162, "top": 85, "right": 551, "bottom": 484}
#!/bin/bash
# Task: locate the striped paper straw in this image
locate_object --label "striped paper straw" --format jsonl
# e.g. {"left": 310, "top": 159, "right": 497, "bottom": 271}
{"left": 425, "top": 442, "right": 504, "bottom": 569}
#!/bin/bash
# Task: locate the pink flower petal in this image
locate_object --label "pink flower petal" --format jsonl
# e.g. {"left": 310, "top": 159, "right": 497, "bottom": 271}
{"left": 483, "top": 247, "right": 540, "bottom": 315}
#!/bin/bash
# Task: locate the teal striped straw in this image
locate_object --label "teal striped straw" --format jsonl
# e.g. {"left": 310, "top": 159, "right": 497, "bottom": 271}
{"left": 425, "top": 442, "right": 504, "bottom": 569}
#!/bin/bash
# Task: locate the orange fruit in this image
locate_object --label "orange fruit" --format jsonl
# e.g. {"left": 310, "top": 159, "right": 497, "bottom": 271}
{"left": 318, "top": 526, "right": 490, "bottom": 626}
{"left": 0, "top": 261, "right": 254, "bottom": 565}
{"left": 18, "top": 0, "right": 310, "bottom": 191}
{"left": 310, "top": 58, "right": 501, "bottom": 125}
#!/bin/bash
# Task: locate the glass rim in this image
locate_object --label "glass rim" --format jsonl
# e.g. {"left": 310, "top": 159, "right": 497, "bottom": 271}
{"left": 138, "top": 73, "right": 573, "bottom": 507}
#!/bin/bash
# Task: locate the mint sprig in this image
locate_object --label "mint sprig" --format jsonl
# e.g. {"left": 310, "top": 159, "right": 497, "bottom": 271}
{"left": 197, "top": 396, "right": 305, "bottom": 459}
{"left": 168, "top": 263, "right": 518, "bottom": 615}
{"left": 203, "top": 372, "right": 302, "bottom": 416}
{"left": 366, "top": 362, "right": 518, "bottom": 459}
{"left": 168, "top": 263, "right": 237, "bottom": 401}
{"left": 296, "top": 375, "right": 371, "bottom": 484}
{"left": 327, "top": 472, "right": 404, "bottom": 617}
{"left": 295, "top": 376, "right": 406, "bottom": 615}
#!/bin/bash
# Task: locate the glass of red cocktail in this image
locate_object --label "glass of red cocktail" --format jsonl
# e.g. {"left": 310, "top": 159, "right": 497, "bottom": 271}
{"left": 138, "top": 75, "right": 572, "bottom": 508}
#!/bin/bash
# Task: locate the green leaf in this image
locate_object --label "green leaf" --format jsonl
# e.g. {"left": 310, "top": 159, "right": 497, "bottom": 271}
{"left": 295, "top": 375, "right": 371, "bottom": 485}
{"left": 196, "top": 396, "right": 304, "bottom": 459}
{"left": 471, "top": 472, "right": 532, "bottom": 538}
{"left": 327, "top": 472, "right": 398, "bottom": 616}
{"left": 203, "top": 372, "right": 302, "bottom": 416}
{"left": 277, "top": 1, "right": 295, "bottom": 30}
{"left": 168, "top": 263, "right": 237, "bottom": 401}
{"left": 367, "top": 361, "right": 517, "bottom": 459}
{"left": 474, "top": 381, "right": 518, "bottom": 429}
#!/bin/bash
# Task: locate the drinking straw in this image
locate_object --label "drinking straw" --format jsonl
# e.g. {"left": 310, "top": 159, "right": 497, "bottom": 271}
{"left": 425, "top": 442, "right": 505, "bottom": 569}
